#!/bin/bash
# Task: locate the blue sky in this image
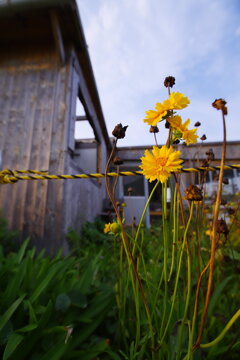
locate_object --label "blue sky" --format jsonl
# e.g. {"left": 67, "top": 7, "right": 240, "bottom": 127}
{"left": 77, "top": 0, "right": 240, "bottom": 147}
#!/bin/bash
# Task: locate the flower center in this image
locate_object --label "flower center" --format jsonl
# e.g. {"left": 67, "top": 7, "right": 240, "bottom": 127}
{"left": 156, "top": 157, "right": 167, "bottom": 167}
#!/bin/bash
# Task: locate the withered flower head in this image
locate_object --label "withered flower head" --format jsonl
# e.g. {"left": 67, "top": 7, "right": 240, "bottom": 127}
{"left": 200, "top": 134, "right": 207, "bottom": 141}
{"left": 206, "top": 148, "right": 215, "bottom": 161}
{"left": 212, "top": 98, "right": 228, "bottom": 115}
{"left": 165, "top": 121, "right": 170, "bottom": 128}
{"left": 113, "top": 156, "right": 123, "bottom": 165}
{"left": 222, "top": 178, "right": 229, "bottom": 185}
{"left": 216, "top": 219, "right": 229, "bottom": 235}
{"left": 172, "top": 139, "right": 180, "bottom": 144}
{"left": 149, "top": 125, "right": 159, "bottom": 133}
{"left": 164, "top": 76, "right": 175, "bottom": 88}
{"left": 194, "top": 121, "right": 201, "bottom": 127}
{"left": 184, "top": 185, "right": 203, "bottom": 201}
{"left": 112, "top": 123, "right": 128, "bottom": 139}
{"left": 201, "top": 159, "right": 209, "bottom": 167}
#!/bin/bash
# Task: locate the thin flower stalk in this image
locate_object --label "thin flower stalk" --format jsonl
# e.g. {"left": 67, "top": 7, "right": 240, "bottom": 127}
{"left": 194, "top": 106, "right": 227, "bottom": 348}
{"left": 200, "top": 309, "right": 240, "bottom": 349}
{"left": 168, "top": 186, "right": 179, "bottom": 281}
{"left": 159, "top": 182, "right": 169, "bottom": 338}
{"left": 159, "top": 202, "right": 194, "bottom": 345}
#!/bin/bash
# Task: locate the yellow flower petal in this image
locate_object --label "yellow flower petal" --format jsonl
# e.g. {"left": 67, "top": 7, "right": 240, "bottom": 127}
{"left": 144, "top": 106, "right": 167, "bottom": 126}
{"left": 169, "top": 92, "right": 190, "bottom": 110}
{"left": 182, "top": 128, "right": 198, "bottom": 145}
{"left": 104, "top": 223, "right": 111, "bottom": 234}
{"left": 168, "top": 115, "right": 183, "bottom": 132}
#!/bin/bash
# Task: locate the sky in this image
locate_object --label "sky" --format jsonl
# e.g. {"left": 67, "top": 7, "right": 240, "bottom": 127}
{"left": 76, "top": 0, "right": 240, "bottom": 147}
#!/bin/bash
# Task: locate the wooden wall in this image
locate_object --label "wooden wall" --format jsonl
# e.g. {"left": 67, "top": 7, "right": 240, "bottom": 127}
{"left": 0, "top": 45, "right": 69, "bottom": 253}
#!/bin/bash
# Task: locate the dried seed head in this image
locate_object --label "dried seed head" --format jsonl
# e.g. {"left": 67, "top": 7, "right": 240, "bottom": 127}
{"left": 113, "top": 156, "right": 123, "bottom": 165}
{"left": 128, "top": 187, "right": 133, "bottom": 195}
{"left": 216, "top": 219, "right": 229, "bottom": 235}
{"left": 112, "top": 123, "right": 128, "bottom": 139}
{"left": 206, "top": 148, "right": 215, "bottom": 161}
{"left": 172, "top": 139, "right": 180, "bottom": 144}
{"left": 212, "top": 98, "right": 228, "bottom": 115}
{"left": 200, "top": 134, "right": 207, "bottom": 141}
{"left": 149, "top": 125, "right": 159, "bottom": 133}
{"left": 164, "top": 76, "right": 175, "bottom": 88}
{"left": 184, "top": 185, "right": 203, "bottom": 201}
{"left": 194, "top": 121, "right": 201, "bottom": 127}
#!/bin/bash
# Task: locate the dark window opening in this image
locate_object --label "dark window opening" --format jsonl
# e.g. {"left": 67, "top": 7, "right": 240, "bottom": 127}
{"left": 123, "top": 173, "right": 145, "bottom": 196}
{"left": 148, "top": 181, "right": 162, "bottom": 210}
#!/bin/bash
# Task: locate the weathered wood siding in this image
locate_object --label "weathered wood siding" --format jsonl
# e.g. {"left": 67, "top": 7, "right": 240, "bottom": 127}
{"left": 0, "top": 45, "right": 69, "bottom": 253}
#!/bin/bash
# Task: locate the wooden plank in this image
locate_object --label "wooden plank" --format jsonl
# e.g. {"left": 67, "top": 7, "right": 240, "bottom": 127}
{"left": 43, "top": 64, "right": 69, "bottom": 254}
{"left": 67, "top": 64, "right": 78, "bottom": 153}
{"left": 23, "top": 59, "right": 58, "bottom": 246}
{"left": 50, "top": 10, "right": 66, "bottom": 66}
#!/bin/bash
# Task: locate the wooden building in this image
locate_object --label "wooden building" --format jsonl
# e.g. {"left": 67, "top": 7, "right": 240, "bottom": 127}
{"left": 0, "top": 0, "right": 111, "bottom": 253}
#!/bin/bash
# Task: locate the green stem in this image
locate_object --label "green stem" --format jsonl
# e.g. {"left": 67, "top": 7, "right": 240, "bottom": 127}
{"left": 133, "top": 180, "right": 160, "bottom": 255}
{"left": 159, "top": 182, "right": 169, "bottom": 338}
{"left": 177, "top": 203, "right": 192, "bottom": 359}
{"left": 200, "top": 309, "right": 240, "bottom": 348}
{"left": 160, "top": 202, "right": 194, "bottom": 345}
{"left": 168, "top": 186, "right": 178, "bottom": 281}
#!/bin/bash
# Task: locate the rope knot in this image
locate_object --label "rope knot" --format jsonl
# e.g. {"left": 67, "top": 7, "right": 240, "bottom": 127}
{"left": 0, "top": 170, "right": 18, "bottom": 184}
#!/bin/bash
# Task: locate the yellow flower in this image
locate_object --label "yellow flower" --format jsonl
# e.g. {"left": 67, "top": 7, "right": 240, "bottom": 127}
{"left": 182, "top": 128, "right": 198, "bottom": 145}
{"left": 144, "top": 106, "right": 167, "bottom": 126}
{"left": 110, "top": 222, "right": 121, "bottom": 234}
{"left": 168, "top": 115, "right": 190, "bottom": 132}
{"left": 205, "top": 229, "right": 213, "bottom": 237}
{"left": 144, "top": 92, "right": 189, "bottom": 126}
{"left": 168, "top": 92, "right": 190, "bottom": 110}
{"left": 168, "top": 115, "right": 183, "bottom": 132}
{"left": 104, "top": 223, "right": 111, "bottom": 234}
{"left": 139, "top": 145, "right": 183, "bottom": 183}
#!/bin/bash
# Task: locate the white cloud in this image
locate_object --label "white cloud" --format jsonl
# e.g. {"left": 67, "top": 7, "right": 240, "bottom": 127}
{"left": 77, "top": 0, "right": 240, "bottom": 146}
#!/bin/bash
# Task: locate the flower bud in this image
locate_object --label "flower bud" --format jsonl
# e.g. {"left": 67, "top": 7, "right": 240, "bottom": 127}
{"left": 149, "top": 126, "right": 159, "bottom": 133}
{"left": 194, "top": 121, "right": 201, "bottom": 127}
{"left": 172, "top": 139, "right": 180, "bottom": 144}
{"left": 200, "top": 134, "right": 207, "bottom": 141}
{"left": 112, "top": 123, "right": 128, "bottom": 139}
{"left": 110, "top": 222, "right": 122, "bottom": 235}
